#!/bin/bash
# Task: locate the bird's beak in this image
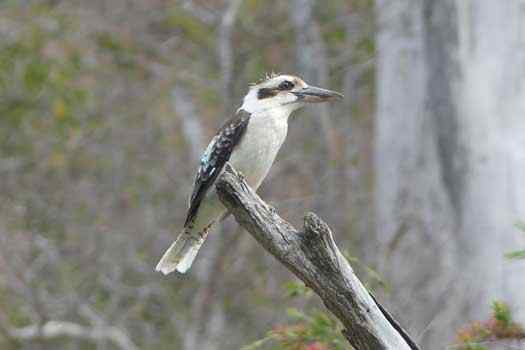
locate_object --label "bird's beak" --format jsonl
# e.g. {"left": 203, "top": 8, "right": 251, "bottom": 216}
{"left": 293, "top": 86, "right": 343, "bottom": 103}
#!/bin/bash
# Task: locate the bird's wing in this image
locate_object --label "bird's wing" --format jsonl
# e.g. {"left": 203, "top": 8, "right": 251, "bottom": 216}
{"left": 184, "top": 110, "right": 251, "bottom": 227}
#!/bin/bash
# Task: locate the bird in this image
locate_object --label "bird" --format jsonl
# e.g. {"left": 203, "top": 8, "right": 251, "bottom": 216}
{"left": 156, "top": 73, "right": 342, "bottom": 275}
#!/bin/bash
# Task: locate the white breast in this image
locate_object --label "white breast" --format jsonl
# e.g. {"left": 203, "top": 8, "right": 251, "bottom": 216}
{"left": 229, "top": 109, "right": 289, "bottom": 189}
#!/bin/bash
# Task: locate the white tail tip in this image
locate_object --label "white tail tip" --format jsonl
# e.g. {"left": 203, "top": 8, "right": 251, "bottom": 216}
{"left": 155, "top": 234, "right": 204, "bottom": 275}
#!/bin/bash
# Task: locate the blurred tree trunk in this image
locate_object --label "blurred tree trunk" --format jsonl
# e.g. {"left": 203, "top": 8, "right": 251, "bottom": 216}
{"left": 375, "top": 0, "right": 459, "bottom": 347}
{"left": 289, "top": 0, "right": 337, "bottom": 219}
{"left": 218, "top": 0, "right": 243, "bottom": 114}
{"left": 343, "top": 9, "right": 375, "bottom": 261}
{"left": 375, "top": 0, "right": 525, "bottom": 347}
{"left": 454, "top": 0, "right": 525, "bottom": 326}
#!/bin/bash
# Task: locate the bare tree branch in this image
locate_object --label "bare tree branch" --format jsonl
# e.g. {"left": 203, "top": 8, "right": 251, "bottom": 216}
{"left": 4, "top": 321, "right": 138, "bottom": 350}
{"left": 215, "top": 164, "right": 420, "bottom": 350}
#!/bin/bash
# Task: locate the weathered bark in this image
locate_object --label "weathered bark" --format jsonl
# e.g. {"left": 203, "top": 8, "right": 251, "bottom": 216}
{"left": 215, "top": 164, "right": 419, "bottom": 350}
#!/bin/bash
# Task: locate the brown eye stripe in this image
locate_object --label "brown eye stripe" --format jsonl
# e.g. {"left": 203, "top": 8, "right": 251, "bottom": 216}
{"left": 257, "top": 80, "right": 297, "bottom": 99}
{"left": 257, "top": 87, "right": 278, "bottom": 99}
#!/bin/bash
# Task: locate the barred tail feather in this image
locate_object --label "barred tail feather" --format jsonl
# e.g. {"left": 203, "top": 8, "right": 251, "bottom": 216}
{"left": 155, "top": 230, "right": 205, "bottom": 275}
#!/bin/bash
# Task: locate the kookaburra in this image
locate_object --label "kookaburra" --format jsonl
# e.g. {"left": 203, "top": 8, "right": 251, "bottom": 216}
{"left": 156, "top": 74, "right": 342, "bottom": 275}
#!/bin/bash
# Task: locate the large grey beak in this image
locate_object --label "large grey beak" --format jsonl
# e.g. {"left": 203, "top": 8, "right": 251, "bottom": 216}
{"left": 293, "top": 86, "right": 343, "bottom": 103}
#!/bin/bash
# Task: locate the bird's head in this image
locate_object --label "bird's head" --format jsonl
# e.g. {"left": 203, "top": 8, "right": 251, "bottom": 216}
{"left": 239, "top": 73, "right": 343, "bottom": 114}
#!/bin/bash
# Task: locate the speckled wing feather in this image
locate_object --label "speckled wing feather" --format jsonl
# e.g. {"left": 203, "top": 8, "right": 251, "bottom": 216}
{"left": 184, "top": 110, "right": 251, "bottom": 227}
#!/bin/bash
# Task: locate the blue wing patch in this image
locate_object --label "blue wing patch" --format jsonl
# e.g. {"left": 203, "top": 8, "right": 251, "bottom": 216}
{"left": 184, "top": 110, "right": 251, "bottom": 227}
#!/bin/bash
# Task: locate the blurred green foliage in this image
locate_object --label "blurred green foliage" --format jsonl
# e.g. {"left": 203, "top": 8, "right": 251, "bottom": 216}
{"left": 0, "top": 1, "right": 376, "bottom": 349}
{"left": 245, "top": 260, "right": 387, "bottom": 350}
{"left": 456, "top": 301, "right": 525, "bottom": 350}
{"left": 0, "top": 14, "right": 88, "bottom": 159}
{"left": 505, "top": 223, "right": 525, "bottom": 260}
{"left": 242, "top": 307, "right": 347, "bottom": 350}
{"left": 284, "top": 281, "right": 313, "bottom": 299}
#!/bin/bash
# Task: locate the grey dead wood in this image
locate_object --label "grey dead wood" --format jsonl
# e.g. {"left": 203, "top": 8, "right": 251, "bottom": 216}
{"left": 215, "top": 164, "right": 419, "bottom": 350}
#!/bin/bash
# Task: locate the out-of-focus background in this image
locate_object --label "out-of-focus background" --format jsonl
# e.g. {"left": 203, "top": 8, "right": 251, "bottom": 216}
{"left": 1, "top": 1, "right": 525, "bottom": 349}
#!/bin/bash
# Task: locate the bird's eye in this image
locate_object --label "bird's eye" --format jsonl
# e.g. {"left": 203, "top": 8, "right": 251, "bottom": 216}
{"left": 278, "top": 81, "right": 294, "bottom": 90}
